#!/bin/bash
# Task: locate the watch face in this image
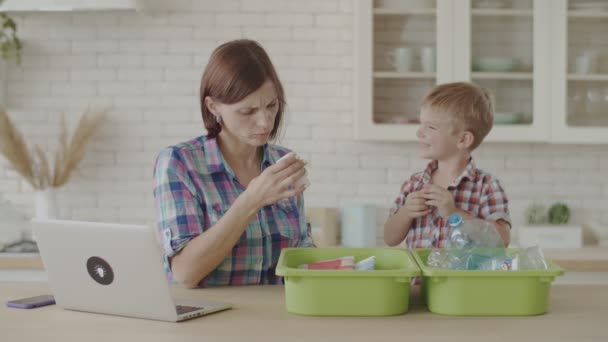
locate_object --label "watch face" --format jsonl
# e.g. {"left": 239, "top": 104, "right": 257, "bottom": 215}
{"left": 86, "top": 256, "right": 114, "bottom": 285}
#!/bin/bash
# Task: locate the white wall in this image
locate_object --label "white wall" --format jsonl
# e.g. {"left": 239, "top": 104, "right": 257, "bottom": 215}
{"left": 1, "top": 0, "right": 608, "bottom": 243}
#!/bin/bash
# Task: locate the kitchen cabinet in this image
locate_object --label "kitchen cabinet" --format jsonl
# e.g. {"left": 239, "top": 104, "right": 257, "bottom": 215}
{"left": 355, "top": 0, "right": 608, "bottom": 144}
{"left": 551, "top": 0, "right": 608, "bottom": 143}
{"left": 355, "top": 0, "right": 453, "bottom": 141}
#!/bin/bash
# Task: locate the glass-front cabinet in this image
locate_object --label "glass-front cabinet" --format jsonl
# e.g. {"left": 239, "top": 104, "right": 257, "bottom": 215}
{"left": 551, "top": 0, "right": 608, "bottom": 143}
{"left": 453, "top": 0, "right": 551, "bottom": 142}
{"left": 355, "top": 0, "right": 608, "bottom": 143}
{"left": 355, "top": 0, "right": 452, "bottom": 141}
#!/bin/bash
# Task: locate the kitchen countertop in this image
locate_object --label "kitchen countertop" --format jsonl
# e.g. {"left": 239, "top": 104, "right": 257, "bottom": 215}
{"left": 1, "top": 282, "right": 607, "bottom": 341}
{"left": 543, "top": 247, "right": 608, "bottom": 271}
{"left": 3, "top": 247, "right": 608, "bottom": 271}
{"left": 0, "top": 253, "right": 44, "bottom": 270}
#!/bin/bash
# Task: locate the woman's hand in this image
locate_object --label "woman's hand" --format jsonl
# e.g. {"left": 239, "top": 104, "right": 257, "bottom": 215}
{"left": 245, "top": 152, "right": 307, "bottom": 209}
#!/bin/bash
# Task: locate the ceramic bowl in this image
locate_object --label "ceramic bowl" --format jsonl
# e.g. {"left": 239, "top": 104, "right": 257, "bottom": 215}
{"left": 494, "top": 112, "right": 523, "bottom": 124}
{"left": 473, "top": 57, "right": 520, "bottom": 72}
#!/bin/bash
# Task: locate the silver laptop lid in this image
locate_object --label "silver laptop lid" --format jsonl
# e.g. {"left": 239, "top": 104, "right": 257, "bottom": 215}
{"left": 32, "top": 219, "right": 178, "bottom": 321}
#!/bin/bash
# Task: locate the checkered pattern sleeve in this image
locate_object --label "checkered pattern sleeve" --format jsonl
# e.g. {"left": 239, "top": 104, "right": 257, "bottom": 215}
{"left": 479, "top": 177, "right": 511, "bottom": 227}
{"left": 153, "top": 147, "right": 205, "bottom": 261}
{"left": 296, "top": 193, "right": 315, "bottom": 247}
{"left": 389, "top": 176, "right": 417, "bottom": 217}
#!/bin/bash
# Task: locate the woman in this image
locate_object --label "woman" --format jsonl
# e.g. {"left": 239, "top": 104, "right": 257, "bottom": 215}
{"left": 153, "top": 39, "right": 313, "bottom": 288}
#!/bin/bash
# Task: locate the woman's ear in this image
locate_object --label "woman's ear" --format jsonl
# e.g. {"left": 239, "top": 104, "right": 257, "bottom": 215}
{"left": 458, "top": 131, "right": 475, "bottom": 151}
{"left": 204, "top": 96, "right": 217, "bottom": 116}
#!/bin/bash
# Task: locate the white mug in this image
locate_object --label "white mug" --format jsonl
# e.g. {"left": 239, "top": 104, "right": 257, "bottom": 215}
{"left": 574, "top": 50, "right": 597, "bottom": 74}
{"left": 386, "top": 47, "right": 414, "bottom": 72}
{"left": 421, "top": 46, "right": 436, "bottom": 72}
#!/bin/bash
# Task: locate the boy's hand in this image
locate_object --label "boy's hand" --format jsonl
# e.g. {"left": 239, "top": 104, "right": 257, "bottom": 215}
{"left": 420, "top": 184, "right": 457, "bottom": 218}
{"left": 402, "top": 191, "right": 432, "bottom": 219}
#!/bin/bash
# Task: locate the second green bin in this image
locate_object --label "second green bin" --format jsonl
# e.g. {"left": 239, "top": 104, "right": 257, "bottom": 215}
{"left": 411, "top": 248, "right": 565, "bottom": 316}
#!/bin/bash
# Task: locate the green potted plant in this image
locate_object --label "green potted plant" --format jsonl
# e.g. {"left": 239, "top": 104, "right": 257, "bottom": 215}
{"left": 519, "top": 202, "right": 582, "bottom": 248}
{"left": 0, "top": 12, "right": 22, "bottom": 64}
{"left": 0, "top": 11, "right": 23, "bottom": 105}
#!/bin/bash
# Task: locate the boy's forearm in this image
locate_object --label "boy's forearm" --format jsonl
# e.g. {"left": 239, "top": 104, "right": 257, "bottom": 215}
{"left": 494, "top": 221, "right": 511, "bottom": 247}
{"left": 383, "top": 208, "right": 414, "bottom": 246}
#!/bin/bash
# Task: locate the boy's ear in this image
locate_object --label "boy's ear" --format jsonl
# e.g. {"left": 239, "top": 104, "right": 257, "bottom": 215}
{"left": 204, "top": 96, "right": 218, "bottom": 116}
{"left": 458, "top": 131, "right": 475, "bottom": 151}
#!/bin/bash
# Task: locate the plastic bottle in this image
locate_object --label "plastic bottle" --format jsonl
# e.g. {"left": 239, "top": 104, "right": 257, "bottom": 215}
{"left": 447, "top": 213, "right": 504, "bottom": 248}
{"left": 447, "top": 213, "right": 469, "bottom": 248}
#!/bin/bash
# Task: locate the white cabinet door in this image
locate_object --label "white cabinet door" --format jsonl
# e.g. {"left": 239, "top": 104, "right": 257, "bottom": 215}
{"left": 355, "top": 0, "right": 454, "bottom": 141}
{"left": 355, "top": 0, "right": 553, "bottom": 143}
{"left": 452, "top": 0, "right": 551, "bottom": 142}
{"left": 550, "top": 0, "right": 608, "bottom": 144}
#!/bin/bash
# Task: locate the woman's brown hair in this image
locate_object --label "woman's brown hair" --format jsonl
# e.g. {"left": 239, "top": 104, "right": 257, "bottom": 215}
{"left": 200, "top": 39, "right": 285, "bottom": 140}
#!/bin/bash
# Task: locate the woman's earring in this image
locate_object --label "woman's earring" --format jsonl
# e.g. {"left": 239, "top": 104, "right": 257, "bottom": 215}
{"left": 216, "top": 115, "right": 222, "bottom": 125}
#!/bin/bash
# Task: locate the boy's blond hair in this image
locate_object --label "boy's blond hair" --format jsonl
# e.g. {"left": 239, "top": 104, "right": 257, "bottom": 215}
{"left": 421, "top": 82, "right": 493, "bottom": 151}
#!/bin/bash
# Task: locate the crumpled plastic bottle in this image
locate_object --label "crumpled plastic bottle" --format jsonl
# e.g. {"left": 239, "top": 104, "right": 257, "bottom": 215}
{"left": 446, "top": 213, "right": 468, "bottom": 248}
{"left": 447, "top": 213, "right": 504, "bottom": 248}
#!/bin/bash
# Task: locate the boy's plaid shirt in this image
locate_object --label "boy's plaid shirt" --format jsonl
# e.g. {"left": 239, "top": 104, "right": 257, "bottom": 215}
{"left": 389, "top": 158, "right": 511, "bottom": 248}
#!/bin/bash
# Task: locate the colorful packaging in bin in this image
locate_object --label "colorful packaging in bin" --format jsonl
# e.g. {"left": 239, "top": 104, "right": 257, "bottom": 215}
{"left": 298, "top": 256, "right": 355, "bottom": 270}
{"left": 354, "top": 256, "right": 376, "bottom": 270}
{"left": 297, "top": 256, "right": 377, "bottom": 270}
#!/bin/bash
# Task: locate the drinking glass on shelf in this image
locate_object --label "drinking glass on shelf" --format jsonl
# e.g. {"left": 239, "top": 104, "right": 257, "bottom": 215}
{"left": 573, "top": 50, "right": 597, "bottom": 74}
{"left": 603, "top": 87, "right": 608, "bottom": 115}
{"left": 420, "top": 46, "right": 436, "bottom": 73}
{"left": 568, "top": 87, "right": 586, "bottom": 116}
{"left": 587, "top": 87, "right": 603, "bottom": 116}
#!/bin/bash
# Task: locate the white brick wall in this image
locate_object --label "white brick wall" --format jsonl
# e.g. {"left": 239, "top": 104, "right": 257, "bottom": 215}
{"left": 2, "top": 0, "right": 608, "bottom": 244}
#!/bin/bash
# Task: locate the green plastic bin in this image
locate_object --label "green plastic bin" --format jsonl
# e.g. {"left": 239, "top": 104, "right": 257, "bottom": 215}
{"left": 275, "top": 247, "right": 420, "bottom": 316}
{"left": 411, "top": 248, "right": 565, "bottom": 316}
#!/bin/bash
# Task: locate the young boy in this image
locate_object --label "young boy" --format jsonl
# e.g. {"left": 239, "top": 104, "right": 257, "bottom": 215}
{"left": 384, "top": 82, "right": 511, "bottom": 248}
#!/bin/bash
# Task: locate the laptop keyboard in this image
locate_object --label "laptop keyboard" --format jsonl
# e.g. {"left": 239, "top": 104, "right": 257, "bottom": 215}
{"left": 176, "top": 305, "right": 202, "bottom": 315}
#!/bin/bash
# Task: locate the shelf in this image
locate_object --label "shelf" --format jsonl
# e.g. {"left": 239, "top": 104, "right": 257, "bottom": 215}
{"left": 567, "top": 74, "right": 608, "bottom": 82}
{"left": 373, "top": 8, "right": 436, "bottom": 16}
{"left": 0, "top": 253, "right": 44, "bottom": 270}
{"left": 567, "top": 114, "right": 608, "bottom": 128}
{"left": 374, "top": 71, "right": 436, "bottom": 79}
{"left": 471, "top": 72, "right": 533, "bottom": 80}
{"left": 568, "top": 10, "right": 608, "bottom": 19}
{"left": 471, "top": 9, "right": 533, "bottom": 17}
{"left": 0, "top": 0, "right": 142, "bottom": 12}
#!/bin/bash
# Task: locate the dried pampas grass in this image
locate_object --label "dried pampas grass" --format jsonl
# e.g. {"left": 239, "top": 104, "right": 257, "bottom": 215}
{"left": 0, "top": 108, "right": 35, "bottom": 187}
{"left": 0, "top": 108, "right": 106, "bottom": 190}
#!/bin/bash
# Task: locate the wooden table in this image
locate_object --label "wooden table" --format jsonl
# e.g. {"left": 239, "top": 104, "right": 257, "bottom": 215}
{"left": 1, "top": 282, "right": 607, "bottom": 341}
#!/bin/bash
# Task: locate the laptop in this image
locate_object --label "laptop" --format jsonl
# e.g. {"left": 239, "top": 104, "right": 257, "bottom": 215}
{"left": 31, "top": 219, "right": 232, "bottom": 322}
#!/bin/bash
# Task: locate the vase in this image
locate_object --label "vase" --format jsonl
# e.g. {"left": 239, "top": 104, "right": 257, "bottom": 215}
{"left": 0, "top": 58, "right": 5, "bottom": 105}
{"left": 34, "top": 188, "right": 59, "bottom": 219}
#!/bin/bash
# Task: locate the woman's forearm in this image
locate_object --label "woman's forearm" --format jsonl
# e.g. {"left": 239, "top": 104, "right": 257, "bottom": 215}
{"left": 170, "top": 191, "right": 260, "bottom": 288}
